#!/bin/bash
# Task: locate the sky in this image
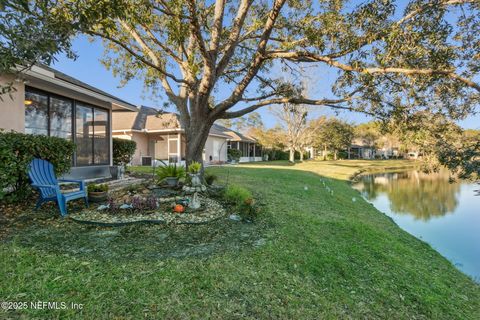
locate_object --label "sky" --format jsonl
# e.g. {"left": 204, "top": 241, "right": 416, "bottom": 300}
{"left": 51, "top": 29, "right": 479, "bottom": 130}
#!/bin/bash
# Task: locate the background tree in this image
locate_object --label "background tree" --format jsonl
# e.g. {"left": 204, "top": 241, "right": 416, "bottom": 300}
{"left": 3, "top": 0, "right": 480, "bottom": 168}
{"left": 0, "top": 1, "right": 76, "bottom": 93}
{"left": 354, "top": 122, "right": 381, "bottom": 149}
{"left": 249, "top": 125, "right": 287, "bottom": 160}
{"left": 389, "top": 111, "right": 463, "bottom": 171}
{"left": 315, "top": 118, "right": 354, "bottom": 160}
{"left": 222, "top": 112, "right": 265, "bottom": 133}
{"left": 272, "top": 104, "right": 308, "bottom": 162}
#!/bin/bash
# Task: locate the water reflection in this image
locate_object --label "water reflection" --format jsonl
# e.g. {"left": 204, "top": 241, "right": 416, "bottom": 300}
{"left": 355, "top": 171, "right": 461, "bottom": 220}
{"left": 353, "top": 170, "right": 480, "bottom": 281}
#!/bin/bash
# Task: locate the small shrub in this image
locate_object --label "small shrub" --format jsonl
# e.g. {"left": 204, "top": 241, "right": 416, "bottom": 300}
{"left": 338, "top": 151, "right": 348, "bottom": 160}
{"left": 0, "top": 131, "right": 75, "bottom": 201}
{"left": 156, "top": 163, "right": 186, "bottom": 181}
{"left": 223, "top": 185, "right": 261, "bottom": 221}
{"left": 112, "top": 138, "right": 137, "bottom": 165}
{"left": 188, "top": 161, "right": 202, "bottom": 174}
{"left": 204, "top": 172, "right": 218, "bottom": 185}
{"left": 227, "top": 148, "right": 242, "bottom": 161}
{"left": 87, "top": 183, "right": 109, "bottom": 193}
{"left": 224, "top": 185, "right": 252, "bottom": 205}
{"left": 238, "top": 198, "right": 261, "bottom": 222}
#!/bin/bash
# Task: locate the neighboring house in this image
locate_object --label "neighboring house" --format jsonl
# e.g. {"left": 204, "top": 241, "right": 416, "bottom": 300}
{"left": 376, "top": 146, "right": 400, "bottom": 159}
{"left": 405, "top": 151, "right": 420, "bottom": 159}
{"left": 304, "top": 146, "right": 316, "bottom": 159}
{"left": 112, "top": 106, "right": 230, "bottom": 166}
{"left": 211, "top": 124, "right": 263, "bottom": 162}
{"left": 347, "top": 139, "right": 376, "bottom": 159}
{"left": 0, "top": 65, "right": 137, "bottom": 179}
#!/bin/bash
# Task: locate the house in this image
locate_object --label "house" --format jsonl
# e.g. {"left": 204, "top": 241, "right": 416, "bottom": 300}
{"left": 0, "top": 65, "right": 137, "bottom": 178}
{"left": 211, "top": 124, "right": 263, "bottom": 162}
{"left": 376, "top": 146, "right": 400, "bottom": 159}
{"left": 112, "top": 106, "right": 230, "bottom": 165}
{"left": 347, "top": 139, "right": 376, "bottom": 159}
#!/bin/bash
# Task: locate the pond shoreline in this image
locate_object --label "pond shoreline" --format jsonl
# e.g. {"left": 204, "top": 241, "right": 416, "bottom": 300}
{"left": 349, "top": 163, "right": 418, "bottom": 182}
{"left": 352, "top": 169, "right": 480, "bottom": 282}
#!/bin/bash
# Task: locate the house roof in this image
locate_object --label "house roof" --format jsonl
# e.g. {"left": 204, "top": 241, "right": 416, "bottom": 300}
{"left": 20, "top": 64, "right": 138, "bottom": 111}
{"left": 211, "top": 123, "right": 257, "bottom": 142}
{"left": 113, "top": 106, "right": 231, "bottom": 138}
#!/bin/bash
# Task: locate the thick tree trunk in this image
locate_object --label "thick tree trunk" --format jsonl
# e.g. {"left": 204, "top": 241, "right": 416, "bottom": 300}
{"left": 289, "top": 148, "right": 295, "bottom": 163}
{"left": 184, "top": 119, "right": 212, "bottom": 171}
{"left": 300, "top": 149, "right": 304, "bottom": 161}
{"left": 334, "top": 150, "right": 338, "bottom": 160}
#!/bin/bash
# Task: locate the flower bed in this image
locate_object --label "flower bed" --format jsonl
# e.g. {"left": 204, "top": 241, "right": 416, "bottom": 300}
{"left": 69, "top": 195, "right": 226, "bottom": 226}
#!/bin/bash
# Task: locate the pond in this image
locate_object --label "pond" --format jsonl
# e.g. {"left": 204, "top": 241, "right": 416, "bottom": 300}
{"left": 352, "top": 169, "right": 480, "bottom": 282}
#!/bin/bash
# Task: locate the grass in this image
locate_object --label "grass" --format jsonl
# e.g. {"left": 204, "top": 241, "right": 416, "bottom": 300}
{"left": 1, "top": 160, "right": 479, "bottom": 319}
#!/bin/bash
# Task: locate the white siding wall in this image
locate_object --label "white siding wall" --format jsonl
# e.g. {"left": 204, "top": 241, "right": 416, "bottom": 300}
{"left": 204, "top": 136, "right": 227, "bottom": 163}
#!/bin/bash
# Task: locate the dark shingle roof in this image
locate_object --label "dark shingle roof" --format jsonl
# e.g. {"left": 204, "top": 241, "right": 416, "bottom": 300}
{"left": 211, "top": 123, "right": 256, "bottom": 142}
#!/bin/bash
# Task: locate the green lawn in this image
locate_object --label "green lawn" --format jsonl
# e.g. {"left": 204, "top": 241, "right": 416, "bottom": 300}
{"left": 1, "top": 160, "right": 479, "bottom": 319}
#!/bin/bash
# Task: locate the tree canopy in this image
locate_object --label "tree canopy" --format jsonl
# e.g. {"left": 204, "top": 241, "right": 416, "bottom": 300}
{"left": 1, "top": 0, "right": 479, "bottom": 167}
{"left": 315, "top": 118, "right": 354, "bottom": 160}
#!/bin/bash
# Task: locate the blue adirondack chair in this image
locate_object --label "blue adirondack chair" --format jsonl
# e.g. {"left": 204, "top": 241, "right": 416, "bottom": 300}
{"left": 28, "top": 158, "right": 88, "bottom": 216}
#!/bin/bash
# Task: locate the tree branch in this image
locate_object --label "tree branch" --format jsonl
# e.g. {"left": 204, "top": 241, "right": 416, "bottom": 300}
{"left": 396, "top": 0, "right": 476, "bottom": 26}
{"left": 213, "top": 0, "right": 287, "bottom": 118}
{"left": 215, "top": 0, "right": 253, "bottom": 76}
{"left": 221, "top": 95, "right": 361, "bottom": 119}
{"left": 89, "top": 30, "right": 187, "bottom": 85}
{"left": 209, "top": 0, "right": 226, "bottom": 57}
{"left": 267, "top": 51, "right": 480, "bottom": 92}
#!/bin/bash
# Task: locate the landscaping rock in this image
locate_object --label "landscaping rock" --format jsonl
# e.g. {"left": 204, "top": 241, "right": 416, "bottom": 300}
{"left": 70, "top": 195, "right": 226, "bottom": 226}
{"left": 229, "top": 214, "right": 241, "bottom": 221}
{"left": 97, "top": 204, "right": 110, "bottom": 211}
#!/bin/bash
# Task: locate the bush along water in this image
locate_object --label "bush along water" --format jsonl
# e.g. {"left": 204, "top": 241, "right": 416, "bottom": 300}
{"left": 0, "top": 131, "right": 75, "bottom": 202}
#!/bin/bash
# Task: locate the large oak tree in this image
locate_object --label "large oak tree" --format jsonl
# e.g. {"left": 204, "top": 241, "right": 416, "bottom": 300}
{"left": 2, "top": 0, "right": 479, "bottom": 166}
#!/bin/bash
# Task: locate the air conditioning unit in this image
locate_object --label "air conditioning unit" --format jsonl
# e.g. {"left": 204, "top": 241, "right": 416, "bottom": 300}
{"left": 141, "top": 156, "right": 152, "bottom": 166}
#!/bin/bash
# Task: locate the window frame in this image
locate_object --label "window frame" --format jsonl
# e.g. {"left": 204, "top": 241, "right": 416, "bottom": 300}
{"left": 25, "top": 86, "right": 110, "bottom": 167}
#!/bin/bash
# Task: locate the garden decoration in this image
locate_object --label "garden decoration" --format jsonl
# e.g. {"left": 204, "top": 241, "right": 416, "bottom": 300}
{"left": 188, "top": 161, "right": 202, "bottom": 186}
{"left": 173, "top": 204, "right": 185, "bottom": 213}
{"left": 28, "top": 158, "right": 88, "bottom": 216}
{"left": 183, "top": 161, "right": 207, "bottom": 209}
{"left": 87, "top": 183, "right": 109, "bottom": 202}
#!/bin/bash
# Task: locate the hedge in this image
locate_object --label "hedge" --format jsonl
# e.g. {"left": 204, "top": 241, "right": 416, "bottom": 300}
{"left": 0, "top": 131, "right": 76, "bottom": 201}
{"left": 112, "top": 138, "right": 137, "bottom": 165}
{"left": 263, "top": 149, "right": 308, "bottom": 161}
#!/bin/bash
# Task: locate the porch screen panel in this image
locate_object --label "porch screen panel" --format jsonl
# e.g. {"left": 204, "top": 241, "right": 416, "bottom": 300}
{"left": 25, "top": 90, "right": 48, "bottom": 135}
{"left": 75, "top": 104, "right": 94, "bottom": 165}
{"left": 50, "top": 96, "right": 72, "bottom": 139}
{"left": 93, "top": 109, "right": 109, "bottom": 164}
{"left": 255, "top": 145, "right": 262, "bottom": 157}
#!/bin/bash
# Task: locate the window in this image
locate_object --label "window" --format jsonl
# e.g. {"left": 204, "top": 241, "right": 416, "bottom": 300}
{"left": 50, "top": 96, "right": 73, "bottom": 139}
{"left": 76, "top": 102, "right": 109, "bottom": 166}
{"left": 25, "top": 89, "right": 73, "bottom": 138}
{"left": 75, "top": 104, "right": 94, "bottom": 166}
{"left": 24, "top": 87, "right": 110, "bottom": 167}
{"left": 93, "top": 109, "right": 108, "bottom": 164}
{"left": 25, "top": 90, "right": 49, "bottom": 135}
